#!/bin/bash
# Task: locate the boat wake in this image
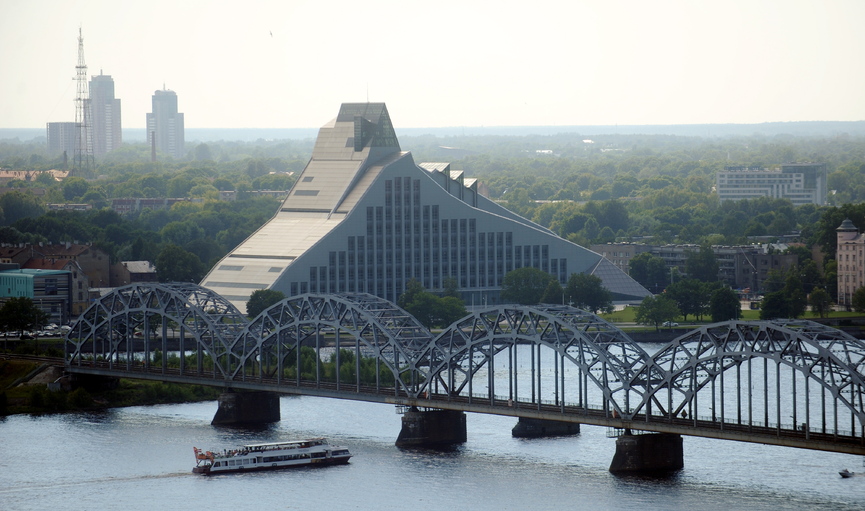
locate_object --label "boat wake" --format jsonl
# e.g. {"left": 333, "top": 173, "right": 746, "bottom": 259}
{"left": 0, "top": 472, "right": 192, "bottom": 494}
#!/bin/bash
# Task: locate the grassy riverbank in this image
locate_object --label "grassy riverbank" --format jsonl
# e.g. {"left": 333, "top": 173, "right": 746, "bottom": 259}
{"left": 0, "top": 358, "right": 221, "bottom": 416}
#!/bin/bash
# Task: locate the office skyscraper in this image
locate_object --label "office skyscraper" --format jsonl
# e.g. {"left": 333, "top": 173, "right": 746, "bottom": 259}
{"left": 88, "top": 74, "right": 122, "bottom": 157}
{"left": 146, "top": 88, "right": 185, "bottom": 159}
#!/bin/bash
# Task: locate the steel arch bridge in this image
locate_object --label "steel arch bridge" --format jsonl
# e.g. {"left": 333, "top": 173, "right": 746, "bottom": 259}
{"left": 65, "top": 284, "right": 865, "bottom": 454}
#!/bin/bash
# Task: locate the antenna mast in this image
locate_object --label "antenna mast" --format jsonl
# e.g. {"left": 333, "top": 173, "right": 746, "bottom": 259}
{"left": 74, "top": 27, "right": 93, "bottom": 174}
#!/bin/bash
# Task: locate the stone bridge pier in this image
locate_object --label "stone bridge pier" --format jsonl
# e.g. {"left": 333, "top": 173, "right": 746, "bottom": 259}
{"left": 211, "top": 390, "right": 281, "bottom": 425}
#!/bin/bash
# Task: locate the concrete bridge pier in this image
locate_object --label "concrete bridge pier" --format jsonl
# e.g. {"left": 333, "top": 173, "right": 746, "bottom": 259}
{"left": 609, "top": 430, "right": 683, "bottom": 473}
{"left": 395, "top": 407, "right": 467, "bottom": 447}
{"left": 511, "top": 417, "right": 580, "bottom": 438}
{"left": 211, "top": 390, "right": 281, "bottom": 426}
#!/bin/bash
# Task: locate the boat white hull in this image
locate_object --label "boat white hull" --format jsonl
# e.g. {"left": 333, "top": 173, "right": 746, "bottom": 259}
{"left": 193, "top": 454, "right": 351, "bottom": 475}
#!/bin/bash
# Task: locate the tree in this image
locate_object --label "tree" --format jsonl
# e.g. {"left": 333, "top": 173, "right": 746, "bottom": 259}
{"left": 760, "top": 290, "right": 790, "bottom": 320}
{"left": 666, "top": 278, "right": 711, "bottom": 321}
{"left": 685, "top": 245, "right": 719, "bottom": 282}
{"left": 759, "top": 269, "right": 808, "bottom": 319}
{"left": 155, "top": 244, "right": 204, "bottom": 283}
{"left": 434, "top": 296, "right": 468, "bottom": 327}
{"left": 442, "top": 277, "right": 460, "bottom": 299}
{"left": 565, "top": 273, "right": 613, "bottom": 314}
{"left": 398, "top": 279, "right": 467, "bottom": 329}
{"left": 62, "top": 176, "right": 90, "bottom": 201}
{"left": 0, "top": 191, "right": 44, "bottom": 225}
{"left": 851, "top": 286, "right": 865, "bottom": 313}
{"left": 709, "top": 287, "right": 741, "bottom": 322}
{"left": 246, "top": 289, "right": 286, "bottom": 318}
{"left": 194, "top": 143, "right": 213, "bottom": 161}
{"left": 398, "top": 279, "right": 426, "bottom": 310}
{"left": 0, "top": 297, "right": 49, "bottom": 337}
{"left": 784, "top": 271, "right": 808, "bottom": 319}
{"left": 634, "top": 294, "right": 680, "bottom": 331}
{"left": 160, "top": 221, "right": 205, "bottom": 246}
{"left": 540, "top": 280, "right": 564, "bottom": 304}
{"left": 808, "top": 287, "right": 832, "bottom": 318}
{"left": 500, "top": 267, "right": 557, "bottom": 305}
{"left": 628, "top": 252, "right": 668, "bottom": 293}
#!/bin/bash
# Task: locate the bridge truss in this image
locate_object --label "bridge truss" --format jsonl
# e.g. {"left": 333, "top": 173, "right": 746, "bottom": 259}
{"left": 65, "top": 284, "right": 865, "bottom": 451}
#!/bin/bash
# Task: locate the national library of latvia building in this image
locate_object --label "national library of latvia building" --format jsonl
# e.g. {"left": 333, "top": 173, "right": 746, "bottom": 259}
{"left": 201, "top": 103, "right": 650, "bottom": 311}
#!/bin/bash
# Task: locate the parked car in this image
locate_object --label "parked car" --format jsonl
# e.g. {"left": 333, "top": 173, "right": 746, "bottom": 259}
{"left": 662, "top": 321, "right": 679, "bottom": 327}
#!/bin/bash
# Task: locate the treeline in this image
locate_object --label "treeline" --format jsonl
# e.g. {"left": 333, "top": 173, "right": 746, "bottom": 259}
{"left": 1, "top": 132, "right": 865, "bottom": 287}
{"left": 0, "top": 194, "right": 281, "bottom": 282}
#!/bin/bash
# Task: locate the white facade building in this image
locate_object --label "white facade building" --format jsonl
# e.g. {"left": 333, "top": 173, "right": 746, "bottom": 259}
{"left": 716, "top": 163, "right": 827, "bottom": 205}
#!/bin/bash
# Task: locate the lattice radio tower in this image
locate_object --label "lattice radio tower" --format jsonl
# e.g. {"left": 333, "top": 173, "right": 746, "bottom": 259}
{"left": 73, "top": 27, "right": 93, "bottom": 174}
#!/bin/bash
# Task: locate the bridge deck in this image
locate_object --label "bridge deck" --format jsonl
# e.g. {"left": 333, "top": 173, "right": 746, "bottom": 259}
{"left": 67, "top": 363, "right": 865, "bottom": 456}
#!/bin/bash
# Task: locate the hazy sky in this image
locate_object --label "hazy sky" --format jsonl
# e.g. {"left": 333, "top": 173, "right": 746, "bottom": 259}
{"left": 2, "top": 0, "right": 864, "bottom": 130}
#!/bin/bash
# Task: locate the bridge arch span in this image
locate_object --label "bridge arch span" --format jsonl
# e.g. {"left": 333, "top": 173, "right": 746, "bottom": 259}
{"left": 428, "top": 305, "right": 649, "bottom": 417}
{"left": 631, "top": 319, "right": 865, "bottom": 436}
{"left": 66, "top": 283, "right": 249, "bottom": 378}
{"left": 232, "top": 293, "right": 434, "bottom": 397}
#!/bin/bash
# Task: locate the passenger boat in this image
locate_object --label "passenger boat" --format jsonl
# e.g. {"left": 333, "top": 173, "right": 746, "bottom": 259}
{"left": 839, "top": 469, "right": 855, "bottom": 478}
{"left": 193, "top": 438, "right": 351, "bottom": 475}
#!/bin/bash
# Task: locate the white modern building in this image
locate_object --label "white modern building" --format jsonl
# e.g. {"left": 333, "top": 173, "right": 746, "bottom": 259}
{"left": 716, "top": 163, "right": 827, "bottom": 205}
{"left": 202, "top": 103, "right": 650, "bottom": 312}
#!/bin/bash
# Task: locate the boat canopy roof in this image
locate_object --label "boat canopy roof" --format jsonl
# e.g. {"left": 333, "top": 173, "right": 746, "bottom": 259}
{"left": 242, "top": 438, "right": 328, "bottom": 450}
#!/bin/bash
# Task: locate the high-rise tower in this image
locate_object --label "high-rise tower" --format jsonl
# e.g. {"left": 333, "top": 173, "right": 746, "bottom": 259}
{"left": 146, "top": 88, "right": 185, "bottom": 159}
{"left": 73, "top": 28, "right": 93, "bottom": 173}
{"left": 89, "top": 73, "right": 122, "bottom": 157}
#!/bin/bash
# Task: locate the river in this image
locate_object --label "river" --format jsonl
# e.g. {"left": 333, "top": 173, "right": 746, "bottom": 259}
{"left": 1, "top": 395, "right": 863, "bottom": 511}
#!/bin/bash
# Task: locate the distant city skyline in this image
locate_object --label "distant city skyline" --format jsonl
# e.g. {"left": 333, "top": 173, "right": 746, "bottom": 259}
{"left": 2, "top": 0, "right": 864, "bottom": 130}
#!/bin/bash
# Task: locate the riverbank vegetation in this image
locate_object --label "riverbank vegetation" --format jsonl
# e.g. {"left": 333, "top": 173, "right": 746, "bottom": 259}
{"left": 0, "top": 358, "right": 222, "bottom": 416}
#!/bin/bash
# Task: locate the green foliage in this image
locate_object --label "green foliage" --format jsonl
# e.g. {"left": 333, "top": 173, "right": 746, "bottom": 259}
{"left": 808, "top": 287, "right": 833, "bottom": 318}
{"left": 685, "top": 245, "right": 720, "bottom": 282}
{"left": 246, "top": 289, "right": 286, "bottom": 318}
{"left": 435, "top": 296, "right": 468, "bottom": 327}
{"left": 564, "top": 273, "right": 613, "bottom": 314}
{"left": 666, "top": 278, "right": 715, "bottom": 321}
{"left": 0, "top": 297, "right": 50, "bottom": 334}
{"left": 62, "top": 176, "right": 90, "bottom": 201}
{"left": 67, "top": 387, "right": 93, "bottom": 408}
{"left": 397, "top": 279, "right": 467, "bottom": 329}
{"left": 709, "top": 287, "right": 741, "bottom": 322}
{"left": 851, "top": 286, "right": 865, "bottom": 313}
{"left": 634, "top": 294, "right": 680, "bottom": 331}
{"left": 759, "top": 291, "right": 789, "bottom": 319}
{"left": 628, "top": 252, "right": 669, "bottom": 293}
{"left": 0, "top": 190, "right": 44, "bottom": 225}
{"left": 442, "top": 277, "right": 460, "bottom": 299}
{"left": 540, "top": 279, "right": 564, "bottom": 305}
{"left": 760, "top": 271, "right": 808, "bottom": 319}
{"left": 500, "top": 267, "right": 557, "bottom": 305}
{"left": 154, "top": 244, "right": 204, "bottom": 283}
